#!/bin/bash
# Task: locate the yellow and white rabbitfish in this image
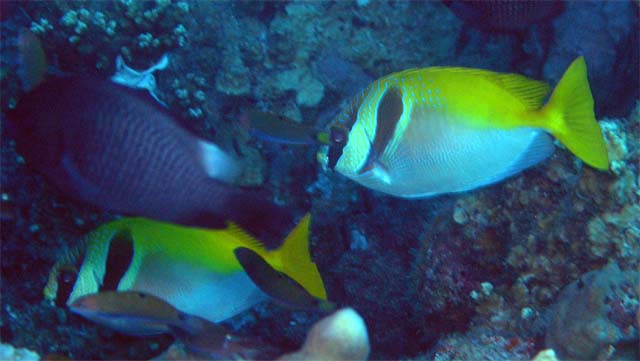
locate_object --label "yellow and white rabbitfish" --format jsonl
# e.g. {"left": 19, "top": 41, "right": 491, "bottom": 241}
{"left": 44, "top": 214, "right": 327, "bottom": 323}
{"left": 323, "top": 57, "right": 609, "bottom": 197}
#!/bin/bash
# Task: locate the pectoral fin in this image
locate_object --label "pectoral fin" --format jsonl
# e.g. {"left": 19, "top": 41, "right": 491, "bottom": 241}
{"left": 61, "top": 154, "right": 103, "bottom": 200}
{"left": 233, "top": 247, "right": 334, "bottom": 311}
{"left": 358, "top": 160, "right": 392, "bottom": 185}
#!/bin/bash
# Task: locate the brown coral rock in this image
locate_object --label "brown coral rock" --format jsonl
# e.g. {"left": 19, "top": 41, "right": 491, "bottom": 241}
{"left": 546, "top": 262, "right": 639, "bottom": 360}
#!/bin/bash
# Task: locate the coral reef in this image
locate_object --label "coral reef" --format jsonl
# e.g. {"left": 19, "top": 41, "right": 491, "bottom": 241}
{"left": 546, "top": 262, "right": 639, "bottom": 360}
{"left": 278, "top": 308, "right": 369, "bottom": 361}
{"left": 532, "top": 349, "right": 559, "bottom": 361}
{"left": 0, "top": 344, "right": 39, "bottom": 361}
{"left": 0, "top": 0, "right": 638, "bottom": 360}
{"left": 153, "top": 308, "right": 369, "bottom": 361}
{"left": 543, "top": 0, "right": 638, "bottom": 117}
{"left": 28, "top": 1, "right": 191, "bottom": 69}
{"left": 411, "top": 220, "right": 481, "bottom": 332}
{"left": 449, "top": 102, "right": 640, "bottom": 321}
{"left": 429, "top": 327, "right": 536, "bottom": 361}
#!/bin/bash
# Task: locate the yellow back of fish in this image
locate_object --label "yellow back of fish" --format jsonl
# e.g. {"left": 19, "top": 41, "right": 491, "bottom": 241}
{"left": 378, "top": 66, "right": 551, "bottom": 129}
{"left": 85, "top": 215, "right": 327, "bottom": 301}
{"left": 115, "top": 218, "right": 268, "bottom": 274}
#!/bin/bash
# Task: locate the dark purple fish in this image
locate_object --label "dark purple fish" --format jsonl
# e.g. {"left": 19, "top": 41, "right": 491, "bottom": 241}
{"left": 0, "top": 1, "right": 19, "bottom": 21}
{"left": 7, "top": 76, "right": 292, "bottom": 241}
{"left": 443, "top": 0, "right": 565, "bottom": 32}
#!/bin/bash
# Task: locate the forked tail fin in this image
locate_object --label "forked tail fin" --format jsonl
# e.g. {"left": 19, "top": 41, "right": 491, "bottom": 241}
{"left": 272, "top": 213, "right": 328, "bottom": 301}
{"left": 541, "top": 57, "right": 609, "bottom": 170}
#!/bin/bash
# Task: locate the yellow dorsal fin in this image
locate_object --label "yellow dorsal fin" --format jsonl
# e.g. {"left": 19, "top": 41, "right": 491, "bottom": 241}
{"left": 492, "top": 73, "right": 551, "bottom": 109}
{"left": 225, "top": 221, "right": 267, "bottom": 254}
{"left": 398, "top": 67, "right": 551, "bottom": 109}
{"left": 272, "top": 213, "right": 328, "bottom": 300}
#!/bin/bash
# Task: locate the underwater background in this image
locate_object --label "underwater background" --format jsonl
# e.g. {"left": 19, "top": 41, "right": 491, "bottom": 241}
{"left": 0, "top": 1, "right": 638, "bottom": 360}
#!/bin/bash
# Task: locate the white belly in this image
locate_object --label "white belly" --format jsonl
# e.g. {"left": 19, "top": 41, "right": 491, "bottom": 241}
{"left": 131, "top": 254, "right": 266, "bottom": 323}
{"left": 348, "top": 109, "right": 554, "bottom": 198}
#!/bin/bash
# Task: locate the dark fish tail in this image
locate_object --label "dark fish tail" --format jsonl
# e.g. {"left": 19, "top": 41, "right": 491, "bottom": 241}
{"left": 183, "top": 180, "right": 294, "bottom": 245}
{"left": 220, "top": 188, "right": 295, "bottom": 246}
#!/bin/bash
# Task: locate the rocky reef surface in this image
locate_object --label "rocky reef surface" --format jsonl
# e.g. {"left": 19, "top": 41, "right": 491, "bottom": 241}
{"left": 1, "top": 1, "right": 638, "bottom": 360}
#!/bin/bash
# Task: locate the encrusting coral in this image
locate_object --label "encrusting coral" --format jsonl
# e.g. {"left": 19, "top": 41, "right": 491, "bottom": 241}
{"left": 546, "top": 262, "right": 639, "bottom": 360}
{"left": 278, "top": 307, "right": 370, "bottom": 361}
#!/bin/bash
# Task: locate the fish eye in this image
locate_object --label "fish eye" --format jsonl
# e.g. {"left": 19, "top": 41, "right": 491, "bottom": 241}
{"left": 330, "top": 126, "right": 347, "bottom": 144}
{"left": 55, "top": 267, "right": 78, "bottom": 307}
{"left": 59, "top": 268, "right": 77, "bottom": 285}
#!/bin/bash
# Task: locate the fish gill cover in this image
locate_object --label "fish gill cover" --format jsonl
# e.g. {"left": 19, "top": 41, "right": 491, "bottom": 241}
{"left": 1, "top": 1, "right": 638, "bottom": 360}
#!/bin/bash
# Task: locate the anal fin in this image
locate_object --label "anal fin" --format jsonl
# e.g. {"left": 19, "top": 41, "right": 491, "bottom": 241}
{"left": 61, "top": 154, "right": 102, "bottom": 201}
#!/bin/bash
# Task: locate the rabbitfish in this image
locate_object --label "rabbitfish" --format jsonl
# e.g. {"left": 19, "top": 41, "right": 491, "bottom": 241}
{"left": 323, "top": 57, "right": 609, "bottom": 198}
{"left": 45, "top": 214, "right": 328, "bottom": 323}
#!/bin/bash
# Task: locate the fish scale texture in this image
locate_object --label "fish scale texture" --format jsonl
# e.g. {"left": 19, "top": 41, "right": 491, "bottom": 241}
{"left": 11, "top": 76, "right": 228, "bottom": 222}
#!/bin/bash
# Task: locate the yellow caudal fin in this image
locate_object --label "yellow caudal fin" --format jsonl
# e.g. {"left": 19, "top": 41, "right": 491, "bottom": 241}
{"left": 542, "top": 57, "right": 609, "bottom": 170}
{"left": 271, "top": 213, "right": 328, "bottom": 300}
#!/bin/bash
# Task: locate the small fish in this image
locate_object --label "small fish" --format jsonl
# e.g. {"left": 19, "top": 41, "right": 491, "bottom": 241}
{"left": 443, "top": 0, "right": 565, "bottom": 32}
{"left": 7, "top": 76, "right": 292, "bottom": 241}
{"left": 70, "top": 291, "right": 186, "bottom": 336}
{"left": 322, "top": 57, "right": 609, "bottom": 198}
{"left": 70, "top": 291, "right": 266, "bottom": 358}
{"left": 243, "top": 109, "right": 329, "bottom": 145}
{"left": 45, "top": 214, "right": 328, "bottom": 323}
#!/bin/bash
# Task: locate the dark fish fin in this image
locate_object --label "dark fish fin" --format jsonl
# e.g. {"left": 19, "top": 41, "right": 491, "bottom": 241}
{"left": 170, "top": 320, "right": 271, "bottom": 360}
{"left": 173, "top": 313, "right": 218, "bottom": 336}
{"left": 234, "top": 247, "right": 329, "bottom": 310}
{"left": 179, "top": 211, "right": 227, "bottom": 229}
{"left": 60, "top": 154, "right": 103, "bottom": 201}
{"left": 224, "top": 222, "right": 268, "bottom": 253}
{"left": 169, "top": 316, "right": 230, "bottom": 357}
{"left": 223, "top": 191, "right": 294, "bottom": 247}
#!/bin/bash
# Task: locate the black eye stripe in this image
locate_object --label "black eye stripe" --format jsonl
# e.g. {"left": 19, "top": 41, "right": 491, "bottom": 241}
{"left": 100, "top": 229, "right": 134, "bottom": 291}
{"left": 54, "top": 236, "right": 90, "bottom": 307}
{"left": 358, "top": 86, "right": 403, "bottom": 174}
{"left": 328, "top": 86, "right": 369, "bottom": 170}
{"left": 331, "top": 127, "right": 346, "bottom": 143}
{"left": 328, "top": 126, "right": 348, "bottom": 170}
{"left": 55, "top": 267, "right": 78, "bottom": 307}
